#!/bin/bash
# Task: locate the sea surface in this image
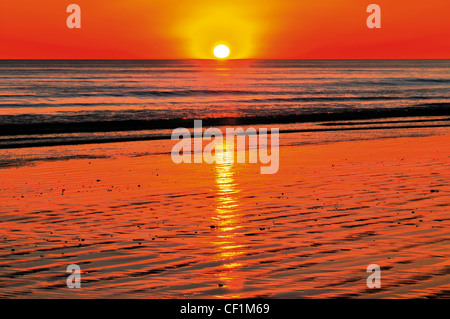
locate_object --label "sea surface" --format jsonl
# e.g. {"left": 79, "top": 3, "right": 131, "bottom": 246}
{"left": 0, "top": 60, "right": 449, "bottom": 149}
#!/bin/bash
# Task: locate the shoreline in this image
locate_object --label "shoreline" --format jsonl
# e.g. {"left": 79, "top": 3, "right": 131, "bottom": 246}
{"left": 0, "top": 103, "right": 449, "bottom": 136}
{"left": 0, "top": 114, "right": 449, "bottom": 150}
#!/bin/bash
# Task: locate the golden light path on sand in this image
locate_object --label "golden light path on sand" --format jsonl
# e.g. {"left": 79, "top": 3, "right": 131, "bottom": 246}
{"left": 212, "top": 141, "right": 246, "bottom": 298}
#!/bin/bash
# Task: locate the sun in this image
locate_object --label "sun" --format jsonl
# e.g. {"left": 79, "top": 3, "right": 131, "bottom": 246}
{"left": 213, "top": 44, "right": 230, "bottom": 59}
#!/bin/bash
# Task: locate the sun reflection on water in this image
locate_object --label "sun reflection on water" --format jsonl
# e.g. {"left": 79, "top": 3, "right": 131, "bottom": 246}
{"left": 211, "top": 142, "right": 246, "bottom": 298}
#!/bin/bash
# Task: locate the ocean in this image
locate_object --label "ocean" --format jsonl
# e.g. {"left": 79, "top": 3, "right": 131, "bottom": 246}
{"left": 0, "top": 59, "right": 449, "bottom": 149}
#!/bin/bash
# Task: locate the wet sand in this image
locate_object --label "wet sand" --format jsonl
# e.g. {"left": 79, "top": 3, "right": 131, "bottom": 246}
{"left": 0, "top": 129, "right": 449, "bottom": 298}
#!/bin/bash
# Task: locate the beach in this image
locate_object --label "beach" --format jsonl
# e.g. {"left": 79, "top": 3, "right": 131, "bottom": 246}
{"left": 1, "top": 0, "right": 450, "bottom": 306}
{"left": 1, "top": 126, "right": 449, "bottom": 298}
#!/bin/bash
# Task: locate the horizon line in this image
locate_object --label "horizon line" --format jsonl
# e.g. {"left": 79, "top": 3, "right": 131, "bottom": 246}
{"left": 0, "top": 58, "right": 449, "bottom": 61}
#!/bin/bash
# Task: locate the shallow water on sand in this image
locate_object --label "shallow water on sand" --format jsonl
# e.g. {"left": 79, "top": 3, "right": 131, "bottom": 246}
{"left": 0, "top": 129, "right": 449, "bottom": 298}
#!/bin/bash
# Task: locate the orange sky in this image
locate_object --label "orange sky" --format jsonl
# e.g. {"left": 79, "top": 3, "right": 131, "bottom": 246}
{"left": 0, "top": 0, "right": 449, "bottom": 59}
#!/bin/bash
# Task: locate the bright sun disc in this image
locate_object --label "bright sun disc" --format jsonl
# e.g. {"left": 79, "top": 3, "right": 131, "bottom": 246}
{"left": 214, "top": 44, "right": 230, "bottom": 59}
